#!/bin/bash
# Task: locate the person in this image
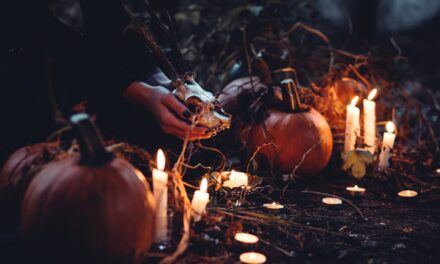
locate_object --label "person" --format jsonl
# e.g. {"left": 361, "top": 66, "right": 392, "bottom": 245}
{"left": 0, "top": 0, "right": 211, "bottom": 162}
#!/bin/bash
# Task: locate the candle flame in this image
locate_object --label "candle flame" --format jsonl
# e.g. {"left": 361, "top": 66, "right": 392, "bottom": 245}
{"left": 350, "top": 96, "right": 359, "bottom": 106}
{"left": 354, "top": 185, "right": 359, "bottom": 189}
{"left": 367, "top": 88, "right": 377, "bottom": 101}
{"left": 386, "top": 121, "right": 395, "bottom": 133}
{"left": 249, "top": 253, "right": 256, "bottom": 259}
{"left": 200, "top": 178, "right": 208, "bottom": 192}
{"left": 272, "top": 202, "right": 276, "bottom": 205}
{"left": 156, "top": 149, "right": 165, "bottom": 171}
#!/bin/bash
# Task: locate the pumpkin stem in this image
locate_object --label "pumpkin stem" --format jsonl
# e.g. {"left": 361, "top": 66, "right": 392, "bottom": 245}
{"left": 281, "top": 79, "right": 302, "bottom": 112}
{"left": 70, "top": 113, "right": 113, "bottom": 166}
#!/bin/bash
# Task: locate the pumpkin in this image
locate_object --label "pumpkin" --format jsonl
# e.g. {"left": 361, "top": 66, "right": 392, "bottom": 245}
{"left": 220, "top": 77, "right": 333, "bottom": 174}
{"left": 0, "top": 142, "right": 64, "bottom": 223}
{"left": 21, "top": 113, "right": 155, "bottom": 264}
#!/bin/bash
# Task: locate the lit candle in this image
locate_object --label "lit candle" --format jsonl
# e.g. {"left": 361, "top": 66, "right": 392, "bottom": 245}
{"left": 240, "top": 252, "right": 267, "bottom": 264}
{"left": 322, "top": 197, "right": 342, "bottom": 205}
{"left": 345, "top": 96, "right": 360, "bottom": 154}
{"left": 436, "top": 168, "right": 440, "bottom": 174}
{"left": 363, "top": 89, "right": 377, "bottom": 154}
{"left": 378, "top": 121, "right": 396, "bottom": 171}
{"left": 346, "top": 185, "right": 366, "bottom": 198}
{"left": 153, "top": 149, "right": 168, "bottom": 242}
{"left": 191, "top": 178, "right": 210, "bottom": 222}
{"left": 234, "top": 232, "right": 259, "bottom": 244}
{"left": 262, "top": 202, "right": 284, "bottom": 210}
{"left": 222, "top": 170, "right": 248, "bottom": 189}
{"left": 398, "top": 190, "right": 418, "bottom": 198}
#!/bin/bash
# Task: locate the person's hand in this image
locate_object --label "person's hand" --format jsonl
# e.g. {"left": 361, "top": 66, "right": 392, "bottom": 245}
{"left": 124, "top": 81, "right": 212, "bottom": 141}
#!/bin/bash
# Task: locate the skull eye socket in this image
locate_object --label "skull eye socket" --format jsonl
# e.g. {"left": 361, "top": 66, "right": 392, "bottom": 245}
{"left": 186, "top": 97, "right": 204, "bottom": 113}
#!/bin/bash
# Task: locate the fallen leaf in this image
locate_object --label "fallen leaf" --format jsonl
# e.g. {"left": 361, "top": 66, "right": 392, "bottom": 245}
{"left": 343, "top": 149, "right": 374, "bottom": 179}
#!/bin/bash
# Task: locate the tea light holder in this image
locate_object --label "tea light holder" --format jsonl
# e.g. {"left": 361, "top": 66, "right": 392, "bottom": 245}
{"left": 240, "top": 252, "right": 267, "bottom": 264}
{"left": 263, "top": 202, "right": 284, "bottom": 210}
{"left": 398, "top": 190, "right": 418, "bottom": 198}
{"left": 322, "top": 197, "right": 343, "bottom": 205}
{"left": 345, "top": 185, "right": 366, "bottom": 198}
{"left": 234, "top": 232, "right": 259, "bottom": 244}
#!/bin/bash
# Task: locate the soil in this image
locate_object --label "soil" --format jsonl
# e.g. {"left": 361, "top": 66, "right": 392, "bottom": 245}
{"left": 4, "top": 170, "right": 439, "bottom": 263}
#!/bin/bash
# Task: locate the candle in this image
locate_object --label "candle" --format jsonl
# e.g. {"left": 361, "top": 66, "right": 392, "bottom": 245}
{"left": 436, "top": 168, "right": 440, "bottom": 174}
{"left": 240, "top": 252, "right": 267, "bottom": 264}
{"left": 378, "top": 121, "right": 396, "bottom": 171}
{"left": 345, "top": 96, "right": 360, "bottom": 154}
{"left": 363, "top": 89, "right": 377, "bottom": 154}
{"left": 153, "top": 149, "right": 169, "bottom": 242}
{"left": 322, "top": 197, "right": 342, "bottom": 205}
{"left": 398, "top": 190, "right": 418, "bottom": 198}
{"left": 234, "top": 232, "right": 259, "bottom": 244}
{"left": 222, "top": 170, "right": 248, "bottom": 189}
{"left": 263, "top": 202, "right": 284, "bottom": 210}
{"left": 191, "top": 178, "right": 210, "bottom": 222}
{"left": 345, "top": 185, "right": 366, "bottom": 197}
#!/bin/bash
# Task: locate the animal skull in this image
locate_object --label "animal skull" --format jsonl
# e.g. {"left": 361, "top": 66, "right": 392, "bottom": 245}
{"left": 171, "top": 73, "right": 231, "bottom": 133}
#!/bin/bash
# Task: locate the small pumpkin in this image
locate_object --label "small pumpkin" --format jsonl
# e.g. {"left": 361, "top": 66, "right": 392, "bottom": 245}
{"left": 0, "top": 142, "right": 64, "bottom": 223}
{"left": 220, "top": 77, "right": 333, "bottom": 174}
{"left": 21, "top": 113, "right": 155, "bottom": 264}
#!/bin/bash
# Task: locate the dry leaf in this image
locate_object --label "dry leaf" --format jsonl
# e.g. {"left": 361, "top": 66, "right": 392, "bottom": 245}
{"left": 343, "top": 149, "right": 374, "bottom": 179}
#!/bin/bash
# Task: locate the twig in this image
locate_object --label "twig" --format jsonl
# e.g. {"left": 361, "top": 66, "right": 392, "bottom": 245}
{"left": 124, "top": 6, "right": 178, "bottom": 80}
{"left": 246, "top": 142, "right": 276, "bottom": 172}
{"left": 301, "top": 190, "right": 367, "bottom": 221}
{"left": 260, "top": 238, "right": 295, "bottom": 257}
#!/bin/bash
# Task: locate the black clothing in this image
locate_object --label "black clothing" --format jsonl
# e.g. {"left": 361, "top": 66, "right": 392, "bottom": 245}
{"left": 0, "top": 0, "right": 154, "bottom": 159}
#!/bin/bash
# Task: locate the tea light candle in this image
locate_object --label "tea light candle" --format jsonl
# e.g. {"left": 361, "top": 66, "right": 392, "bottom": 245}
{"left": 234, "top": 232, "right": 259, "bottom": 244}
{"left": 436, "top": 168, "right": 440, "bottom": 174}
{"left": 263, "top": 202, "right": 284, "bottom": 210}
{"left": 346, "top": 185, "right": 366, "bottom": 197}
{"left": 363, "top": 89, "right": 377, "bottom": 154}
{"left": 345, "top": 96, "right": 360, "bottom": 154}
{"left": 398, "top": 190, "right": 418, "bottom": 198}
{"left": 153, "top": 149, "right": 169, "bottom": 243}
{"left": 222, "top": 170, "right": 248, "bottom": 189}
{"left": 322, "top": 197, "right": 342, "bottom": 205}
{"left": 240, "top": 252, "right": 267, "bottom": 264}
{"left": 191, "top": 178, "right": 210, "bottom": 222}
{"left": 378, "top": 121, "right": 396, "bottom": 171}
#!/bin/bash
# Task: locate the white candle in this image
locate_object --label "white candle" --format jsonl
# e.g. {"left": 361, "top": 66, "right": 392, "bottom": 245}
{"left": 345, "top": 185, "right": 366, "bottom": 197}
{"left": 234, "top": 232, "right": 259, "bottom": 244}
{"left": 363, "top": 89, "right": 377, "bottom": 154}
{"left": 240, "top": 252, "right": 267, "bottom": 264}
{"left": 378, "top": 121, "right": 396, "bottom": 171}
{"left": 398, "top": 190, "right": 418, "bottom": 198}
{"left": 153, "top": 149, "right": 168, "bottom": 242}
{"left": 262, "top": 202, "right": 284, "bottom": 210}
{"left": 191, "top": 178, "right": 210, "bottom": 222}
{"left": 322, "top": 197, "right": 342, "bottom": 205}
{"left": 222, "top": 170, "right": 248, "bottom": 189}
{"left": 345, "top": 96, "right": 360, "bottom": 154}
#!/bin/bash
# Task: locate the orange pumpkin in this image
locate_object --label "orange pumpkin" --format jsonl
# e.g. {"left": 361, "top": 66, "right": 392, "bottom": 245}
{"left": 21, "top": 113, "right": 155, "bottom": 264}
{"left": 220, "top": 77, "right": 333, "bottom": 174}
{"left": 0, "top": 142, "right": 63, "bottom": 223}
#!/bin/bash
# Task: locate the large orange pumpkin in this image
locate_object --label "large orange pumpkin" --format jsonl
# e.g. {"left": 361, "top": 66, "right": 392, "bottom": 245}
{"left": 0, "top": 142, "right": 63, "bottom": 223}
{"left": 21, "top": 113, "right": 155, "bottom": 264}
{"left": 220, "top": 77, "right": 333, "bottom": 174}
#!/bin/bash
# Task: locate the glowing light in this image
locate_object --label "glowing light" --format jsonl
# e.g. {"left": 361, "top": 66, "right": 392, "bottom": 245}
{"left": 367, "top": 88, "right": 378, "bottom": 101}
{"left": 200, "top": 178, "right": 208, "bottom": 193}
{"left": 156, "top": 149, "right": 165, "bottom": 171}
{"left": 350, "top": 96, "right": 359, "bottom": 106}
{"left": 386, "top": 121, "right": 395, "bottom": 133}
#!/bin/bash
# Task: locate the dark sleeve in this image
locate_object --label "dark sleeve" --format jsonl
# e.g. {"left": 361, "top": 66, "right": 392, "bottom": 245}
{"left": 1, "top": 1, "right": 136, "bottom": 99}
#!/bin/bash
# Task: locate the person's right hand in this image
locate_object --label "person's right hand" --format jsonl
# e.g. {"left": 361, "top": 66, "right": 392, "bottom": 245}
{"left": 124, "top": 81, "right": 213, "bottom": 141}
